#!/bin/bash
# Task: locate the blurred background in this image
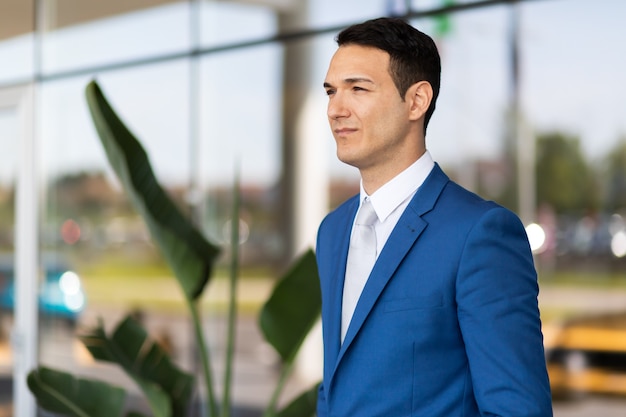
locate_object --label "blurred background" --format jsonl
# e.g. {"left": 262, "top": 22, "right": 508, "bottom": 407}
{"left": 1, "top": 0, "right": 626, "bottom": 416}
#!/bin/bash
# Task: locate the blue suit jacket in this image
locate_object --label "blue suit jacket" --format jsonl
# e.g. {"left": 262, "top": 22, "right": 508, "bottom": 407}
{"left": 315, "top": 164, "right": 552, "bottom": 417}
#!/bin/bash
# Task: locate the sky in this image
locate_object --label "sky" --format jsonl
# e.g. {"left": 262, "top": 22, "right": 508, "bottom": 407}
{"left": 0, "top": 0, "right": 625, "bottom": 187}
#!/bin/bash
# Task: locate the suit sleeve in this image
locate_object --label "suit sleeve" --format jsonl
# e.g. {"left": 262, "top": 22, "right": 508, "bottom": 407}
{"left": 456, "top": 206, "right": 553, "bottom": 417}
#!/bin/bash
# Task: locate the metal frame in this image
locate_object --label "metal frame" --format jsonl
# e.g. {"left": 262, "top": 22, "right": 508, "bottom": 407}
{"left": 0, "top": 0, "right": 541, "bottom": 89}
{"left": 0, "top": 83, "right": 39, "bottom": 417}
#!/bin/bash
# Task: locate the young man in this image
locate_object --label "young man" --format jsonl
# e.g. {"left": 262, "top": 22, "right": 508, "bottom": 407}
{"left": 316, "top": 17, "right": 552, "bottom": 416}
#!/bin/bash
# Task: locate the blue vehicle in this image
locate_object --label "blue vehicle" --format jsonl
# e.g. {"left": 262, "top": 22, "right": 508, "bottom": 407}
{"left": 0, "top": 256, "right": 86, "bottom": 325}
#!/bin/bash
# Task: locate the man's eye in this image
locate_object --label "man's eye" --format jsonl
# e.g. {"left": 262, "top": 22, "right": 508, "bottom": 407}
{"left": 325, "top": 89, "right": 335, "bottom": 96}
{"left": 353, "top": 86, "right": 367, "bottom": 92}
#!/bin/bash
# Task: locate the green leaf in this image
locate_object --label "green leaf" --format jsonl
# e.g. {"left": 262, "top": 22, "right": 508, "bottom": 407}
{"left": 85, "top": 80, "right": 220, "bottom": 301}
{"left": 275, "top": 382, "right": 319, "bottom": 417}
{"left": 259, "top": 249, "right": 321, "bottom": 362}
{"left": 27, "top": 366, "right": 126, "bottom": 417}
{"left": 80, "top": 315, "right": 194, "bottom": 417}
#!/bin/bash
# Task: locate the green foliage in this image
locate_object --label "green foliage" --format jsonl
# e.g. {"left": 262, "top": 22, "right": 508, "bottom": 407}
{"left": 27, "top": 367, "right": 126, "bottom": 417}
{"left": 28, "top": 80, "right": 320, "bottom": 417}
{"left": 536, "top": 131, "right": 599, "bottom": 214}
{"left": 274, "top": 383, "right": 320, "bottom": 417}
{"left": 260, "top": 249, "right": 320, "bottom": 362}
{"left": 603, "top": 137, "right": 626, "bottom": 211}
{"left": 260, "top": 250, "right": 321, "bottom": 417}
{"left": 85, "top": 81, "right": 220, "bottom": 302}
{"left": 85, "top": 79, "right": 221, "bottom": 415}
{"left": 80, "top": 316, "right": 194, "bottom": 417}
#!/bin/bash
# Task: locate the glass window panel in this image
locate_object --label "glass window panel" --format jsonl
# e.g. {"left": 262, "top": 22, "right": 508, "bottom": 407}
{"left": 199, "top": 46, "right": 281, "bottom": 187}
{"left": 308, "top": 0, "right": 389, "bottom": 27}
{"left": 40, "top": 1, "right": 189, "bottom": 74}
{"left": 37, "top": 61, "right": 192, "bottom": 376}
{"left": 38, "top": 75, "right": 112, "bottom": 374}
{"left": 199, "top": 1, "right": 277, "bottom": 46}
{"left": 0, "top": 35, "right": 35, "bottom": 84}
{"left": 199, "top": 44, "right": 283, "bottom": 264}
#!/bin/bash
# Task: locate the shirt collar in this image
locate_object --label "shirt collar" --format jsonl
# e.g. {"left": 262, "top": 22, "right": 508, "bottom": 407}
{"left": 360, "top": 150, "right": 435, "bottom": 222}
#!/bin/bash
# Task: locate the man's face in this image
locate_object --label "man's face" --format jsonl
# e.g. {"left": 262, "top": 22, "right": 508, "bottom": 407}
{"left": 324, "top": 44, "right": 418, "bottom": 173}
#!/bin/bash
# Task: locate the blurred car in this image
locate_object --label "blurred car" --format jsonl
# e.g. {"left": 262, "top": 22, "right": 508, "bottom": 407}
{"left": 0, "top": 255, "right": 86, "bottom": 325}
{"left": 546, "top": 311, "right": 626, "bottom": 397}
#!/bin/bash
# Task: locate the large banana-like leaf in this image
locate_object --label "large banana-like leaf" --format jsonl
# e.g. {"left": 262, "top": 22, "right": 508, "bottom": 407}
{"left": 80, "top": 315, "right": 194, "bottom": 417}
{"left": 259, "top": 249, "right": 321, "bottom": 415}
{"left": 27, "top": 366, "right": 126, "bottom": 417}
{"left": 275, "top": 384, "right": 319, "bottom": 417}
{"left": 85, "top": 80, "right": 220, "bottom": 301}
{"left": 274, "top": 382, "right": 319, "bottom": 417}
{"left": 259, "top": 249, "right": 321, "bottom": 362}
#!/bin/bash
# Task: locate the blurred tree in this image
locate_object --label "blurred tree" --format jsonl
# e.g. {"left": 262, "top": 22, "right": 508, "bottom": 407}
{"left": 602, "top": 136, "right": 626, "bottom": 212}
{"left": 535, "top": 131, "right": 599, "bottom": 215}
{"left": 0, "top": 184, "right": 15, "bottom": 250}
{"left": 49, "top": 171, "right": 129, "bottom": 218}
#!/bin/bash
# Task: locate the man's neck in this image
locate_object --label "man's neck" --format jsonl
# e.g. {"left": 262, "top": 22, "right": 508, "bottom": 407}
{"left": 361, "top": 148, "right": 426, "bottom": 195}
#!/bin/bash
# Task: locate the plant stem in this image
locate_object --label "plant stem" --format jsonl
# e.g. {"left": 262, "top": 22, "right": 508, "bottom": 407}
{"left": 262, "top": 357, "right": 296, "bottom": 417}
{"left": 221, "top": 170, "right": 241, "bottom": 417}
{"left": 190, "top": 301, "right": 218, "bottom": 417}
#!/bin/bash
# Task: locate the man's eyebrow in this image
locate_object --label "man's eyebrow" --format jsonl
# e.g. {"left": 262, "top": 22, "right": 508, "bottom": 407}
{"left": 323, "top": 77, "right": 374, "bottom": 88}
{"left": 344, "top": 77, "right": 374, "bottom": 84}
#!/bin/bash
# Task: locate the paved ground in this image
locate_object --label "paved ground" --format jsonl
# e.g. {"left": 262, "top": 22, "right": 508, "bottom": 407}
{"left": 553, "top": 396, "right": 626, "bottom": 417}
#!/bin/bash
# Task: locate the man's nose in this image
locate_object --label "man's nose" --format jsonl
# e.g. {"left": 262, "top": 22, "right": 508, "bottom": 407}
{"left": 327, "top": 94, "right": 350, "bottom": 119}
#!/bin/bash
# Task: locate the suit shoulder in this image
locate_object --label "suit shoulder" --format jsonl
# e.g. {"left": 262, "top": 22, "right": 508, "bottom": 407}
{"left": 440, "top": 180, "right": 523, "bottom": 225}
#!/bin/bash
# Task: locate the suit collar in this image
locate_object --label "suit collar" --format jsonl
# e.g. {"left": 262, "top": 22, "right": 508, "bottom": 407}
{"left": 406, "top": 162, "right": 449, "bottom": 216}
{"left": 363, "top": 150, "right": 435, "bottom": 222}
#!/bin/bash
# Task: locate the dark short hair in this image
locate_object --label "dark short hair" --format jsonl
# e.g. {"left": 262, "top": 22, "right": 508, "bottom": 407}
{"left": 336, "top": 17, "right": 441, "bottom": 133}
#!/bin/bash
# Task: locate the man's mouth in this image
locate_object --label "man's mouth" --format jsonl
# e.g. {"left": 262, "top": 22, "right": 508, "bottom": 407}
{"left": 334, "top": 127, "right": 357, "bottom": 137}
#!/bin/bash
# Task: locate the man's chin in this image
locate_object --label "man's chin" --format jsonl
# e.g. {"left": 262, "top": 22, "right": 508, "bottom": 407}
{"left": 336, "top": 153, "right": 360, "bottom": 169}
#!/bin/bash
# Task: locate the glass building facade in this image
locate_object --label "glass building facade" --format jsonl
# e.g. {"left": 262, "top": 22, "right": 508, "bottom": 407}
{"left": 2, "top": 0, "right": 626, "bottom": 415}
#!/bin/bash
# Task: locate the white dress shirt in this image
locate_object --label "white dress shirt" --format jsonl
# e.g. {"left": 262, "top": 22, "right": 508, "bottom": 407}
{"left": 353, "top": 150, "right": 435, "bottom": 257}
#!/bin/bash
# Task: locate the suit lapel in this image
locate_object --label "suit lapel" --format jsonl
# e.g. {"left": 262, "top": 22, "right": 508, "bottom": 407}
{"left": 330, "top": 164, "right": 450, "bottom": 380}
{"left": 325, "top": 197, "right": 359, "bottom": 376}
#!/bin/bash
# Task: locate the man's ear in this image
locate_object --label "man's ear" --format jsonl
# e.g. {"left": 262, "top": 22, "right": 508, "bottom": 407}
{"left": 407, "top": 81, "right": 433, "bottom": 121}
